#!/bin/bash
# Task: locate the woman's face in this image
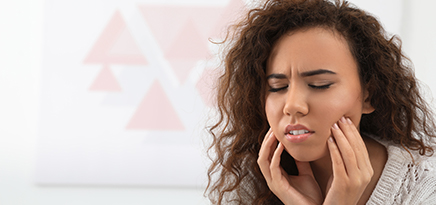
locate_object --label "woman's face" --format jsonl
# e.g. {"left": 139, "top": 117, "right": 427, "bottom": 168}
{"left": 265, "top": 27, "right": 374, "bottom": 162}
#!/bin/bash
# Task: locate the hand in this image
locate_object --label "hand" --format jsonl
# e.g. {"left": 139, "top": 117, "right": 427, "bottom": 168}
{"left": 258, "top": 129, "right": 323, "bottom": 205}
{"left": 323, "top": 117, "right": 374, "bottom": 205}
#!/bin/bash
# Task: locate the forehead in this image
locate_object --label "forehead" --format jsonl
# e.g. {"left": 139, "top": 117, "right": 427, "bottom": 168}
{"left": 266, "top": 27, "right": 357, "bottom": 76}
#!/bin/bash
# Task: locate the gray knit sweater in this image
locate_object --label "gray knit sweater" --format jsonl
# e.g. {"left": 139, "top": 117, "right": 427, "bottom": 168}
{"left": 366, "top": 138, "right": 436, "bottom": 204}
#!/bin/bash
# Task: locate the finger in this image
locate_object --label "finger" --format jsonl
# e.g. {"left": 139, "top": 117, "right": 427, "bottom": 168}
{"left": 327, "top": 135, "right": 347, "bottom": 178}
{"left": 331, "top": 122, "right": 358, "bottom": 176}
{"left": 261, "top": 129, "right": 277, "bottom": 162}
{"left": 269, "top": 143, "right": 301, "bottom": 202}
{"left": 270, "top": 142, "right": 285, "bottom": 180}
{"left": 346, "top": 118, "right": 371, "bottom": 170}
{"left": 258, "top": 129, "right": 274, "bottom": 160}
{"left": 338, "top": 117, "right": 365, "bottom": 156}
{"left": 339, "top": 117, "right": 371, "bottom": 170}
{"left": 258, "top": 130, "right": 277, "bottom": 180}
{"left": 271, "top": 142, "right": 295, "bottom": 189}
{"left": 258, "top": 129, "right": 274, "bottom": 171}
{"left": 262, "top": 128, "right": 273, "bottom": 144}
{"left": 345, "top": 118, "right": 366, "bottom": 147}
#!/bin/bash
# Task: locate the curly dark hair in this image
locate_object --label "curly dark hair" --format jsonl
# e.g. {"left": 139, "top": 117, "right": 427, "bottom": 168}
{"left": 206, "top": 0, "right": 436, "bottom": 204}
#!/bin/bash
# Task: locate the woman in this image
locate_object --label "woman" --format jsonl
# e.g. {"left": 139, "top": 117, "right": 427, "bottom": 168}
{"left": 206, "top": 0, "right": 436, "bottom": 204}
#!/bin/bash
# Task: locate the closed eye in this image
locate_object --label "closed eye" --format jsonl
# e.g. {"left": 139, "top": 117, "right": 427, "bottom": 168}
{"left": 308, "top": 83, "right": 333, "bottom": 90}
{"left": 268, "top": 85, "right": 288, "bottom": 92}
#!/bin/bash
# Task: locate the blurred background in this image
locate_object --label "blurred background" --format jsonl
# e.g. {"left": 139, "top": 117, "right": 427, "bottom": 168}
{"left": 0, "top": 0, "right": 435, "bottom": 204}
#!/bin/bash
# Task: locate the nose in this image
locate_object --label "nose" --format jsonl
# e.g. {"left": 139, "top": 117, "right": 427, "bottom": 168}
{"left": 283, "top": 85, "right": 309, "bottom": 117}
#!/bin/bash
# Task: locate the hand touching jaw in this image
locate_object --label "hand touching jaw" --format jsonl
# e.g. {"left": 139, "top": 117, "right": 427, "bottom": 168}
{"left": 258, "top": 117, "right": 375, "bottom": 205}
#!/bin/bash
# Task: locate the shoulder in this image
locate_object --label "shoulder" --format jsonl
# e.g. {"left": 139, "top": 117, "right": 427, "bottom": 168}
{"left": 367, "top": 137, "right": 436, "bottom": 205}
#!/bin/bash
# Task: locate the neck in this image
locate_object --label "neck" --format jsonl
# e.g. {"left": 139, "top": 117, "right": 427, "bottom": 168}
{"left": 310, "top": 150, "right": 333, "bottom": 196}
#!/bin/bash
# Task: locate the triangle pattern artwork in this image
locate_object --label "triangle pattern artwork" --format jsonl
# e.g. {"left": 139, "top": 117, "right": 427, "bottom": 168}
{"left": 164, "top": 19, "right": 211, "bottom": 83}
{"left": 164, "top": 19, "right": 210, "bottom": 60}
{"left": 84, "top": 10, "right": 148, "bottom": 65}
{"left": 89, "top": 65, "right": 122, "bottom": 91}
{"left": 125, "top": 80, "right": 185, "bottom": 131}
{"left": 138, "top": 5, "right": 222, "bottom": 52}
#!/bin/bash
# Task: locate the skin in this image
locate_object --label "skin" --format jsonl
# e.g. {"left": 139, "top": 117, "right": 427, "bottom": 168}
{"left": 257, "top": 27, "right": 387, "bottom": 204}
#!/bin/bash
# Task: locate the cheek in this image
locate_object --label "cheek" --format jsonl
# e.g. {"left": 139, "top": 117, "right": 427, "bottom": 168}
{"left": 321, "top": 90, "right": 364, "bottom": 124}
{"left": 265, "top": 96, "right": 284, "bottom": 129}
{"left": 265, "top": 98, "right": 279, "bottom": 122}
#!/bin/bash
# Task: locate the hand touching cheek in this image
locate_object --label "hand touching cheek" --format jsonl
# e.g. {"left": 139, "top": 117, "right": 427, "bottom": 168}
{"left": 324, "top": 117, "right": 374, "bottom": 205}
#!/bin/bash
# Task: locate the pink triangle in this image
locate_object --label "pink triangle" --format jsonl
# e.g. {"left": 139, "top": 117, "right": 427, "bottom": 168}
{"left": 109, "top": 25, "right": 142, "bottom": 56}
{"left": 126, "top": 81, "right": 185, "bottom": 131}
{"left": 210, "top": 0, "right": 247, "bottom": 39}
{"left": 168, "top": 59, "right": 198, "bottom": 84}
{"left": 164, "top": 19, "right": 211, "bottom": 60}
{"left": 89, "top": 65, "right": 122, "bottom": 92}
{"left": 138, "top": 6, "right": 188, "bottom": 52}
{"left": 138, "top": 5, "right": 222, "bottom": 51}
{"left": 84, "top": 10, "right": 148, "bottom": 65}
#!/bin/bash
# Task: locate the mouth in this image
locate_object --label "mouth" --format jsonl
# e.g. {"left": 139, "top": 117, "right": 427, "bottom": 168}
{"left": 288, "top": 129, "right": 311, "bottom": 135}
{"left": 284, "top": 124, "right": 314, "bottom": 143}
{"left": 285, "top": 124, "right": 314, "bottom": 135}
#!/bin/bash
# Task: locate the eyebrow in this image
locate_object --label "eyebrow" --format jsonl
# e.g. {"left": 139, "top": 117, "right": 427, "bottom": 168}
{"left": 266, "top": 73, "right": 287, "bottom": 80}
{"left": 266, "top": 69, "right": 336, "bottom": 79}
{"left": 301, "top": 69, "right": 336, "bottom": 77}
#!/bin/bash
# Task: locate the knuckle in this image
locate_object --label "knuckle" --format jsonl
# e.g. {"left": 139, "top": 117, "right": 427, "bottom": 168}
{"left": 344, "top": 149, "right": 355, "bottom": 158}
{"left": 350, "top": 175, "right": 370, "bottom": 188}
{"left": 363, "top": 172, "right": 374, "bottom": 183}
{"left": 333, "top": 158, "right": 343, "bottom": 166}
{"left": 353, "top": 146, "right": 361, "bottom": 153}
{"left": 257, "top": 159, "right": 266, "bottom": 167}
{"left": 368, "top": 167, "right": 374, "bottom": 176}
{"left": 363, "top": 176, "right": 371, "bottom": 184}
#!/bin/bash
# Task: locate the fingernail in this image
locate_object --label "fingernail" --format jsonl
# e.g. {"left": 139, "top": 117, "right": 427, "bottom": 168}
{"left": 332, "top": 123, "right": 339, "bottom": 130}
{"left": 328, "top": 137, "right": 334, "bottom": 142}
{"left": 340, "top": 116, "right": 347, "bottom": 124}
{"left": 347, "top": 118, "right": 353, "bottom": 125}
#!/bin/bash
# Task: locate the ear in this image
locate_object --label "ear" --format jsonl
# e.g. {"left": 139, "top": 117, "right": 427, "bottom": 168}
{"left": 362, "top": 89, "right": 375, "bottom": 114}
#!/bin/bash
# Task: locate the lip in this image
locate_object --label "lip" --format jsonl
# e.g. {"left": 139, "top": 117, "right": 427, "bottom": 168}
{"left": 284, "top": 124, "right": 314, "bottom": 143}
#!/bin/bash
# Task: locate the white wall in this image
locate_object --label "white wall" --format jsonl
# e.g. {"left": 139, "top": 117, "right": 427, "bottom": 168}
{"left": 0, "top": 0, "right": 435, "bottom": 204}
{"left": 401, "top": 0, "right": 436, "bottom": 102}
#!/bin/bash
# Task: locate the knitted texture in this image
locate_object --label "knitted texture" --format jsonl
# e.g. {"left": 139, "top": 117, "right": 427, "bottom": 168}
{"left": 366, "top": 138, "right": 436, "bottom": 205}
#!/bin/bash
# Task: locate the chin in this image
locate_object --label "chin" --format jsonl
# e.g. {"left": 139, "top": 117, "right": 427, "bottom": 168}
{"left": 285, "top": 145, "right": 328, "bottom": 162}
